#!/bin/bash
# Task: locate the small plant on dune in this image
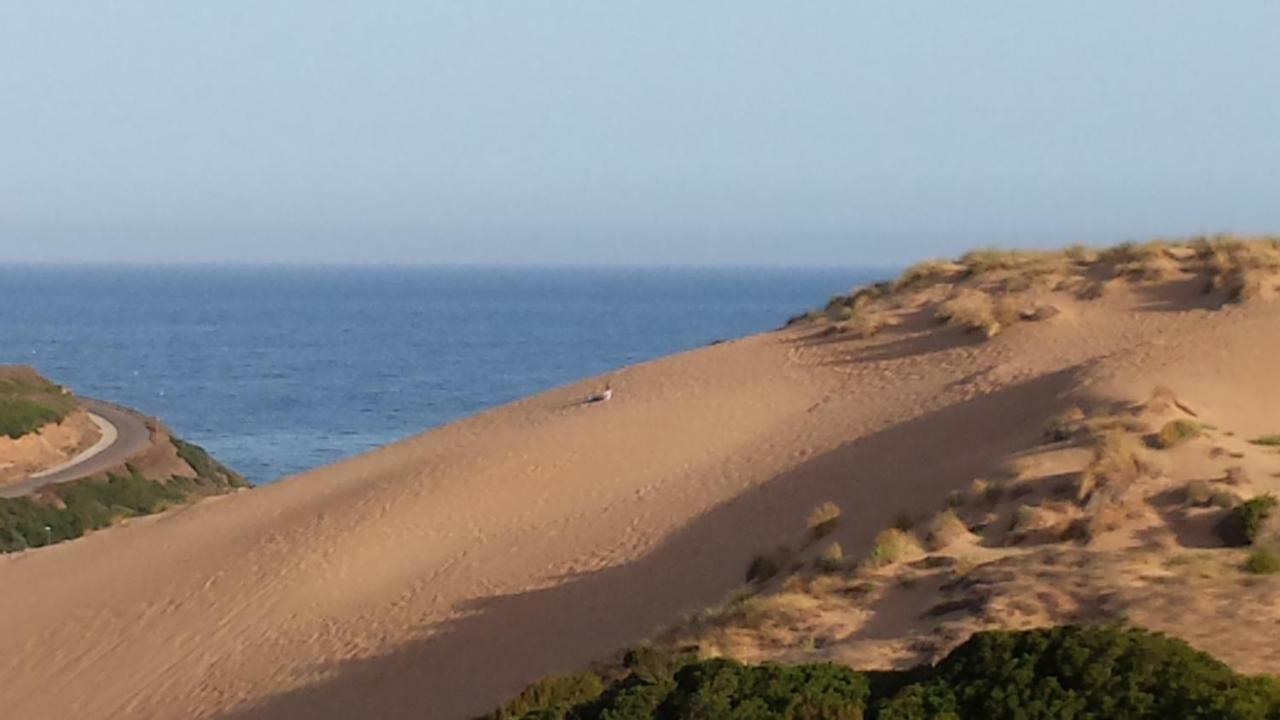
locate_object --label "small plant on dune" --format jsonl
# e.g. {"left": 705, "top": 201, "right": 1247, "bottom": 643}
{"left": 1156, "top": 419, "right": 1203, "bottom": 449}
{"left": 1217, "top": 494, "right": 1278, "bottom": 547}
{"left": 1043, "top": 407, "right": 1086, "bottom": 443}
{"left": 843, "top": 310, "right": 889, "bottom": 339}
{"left": 745, "top": 545, "right": 794, "bottom": 585}
{"left": 1008, "top": 504, "right": 1043, "bottom": 535}
{"left": 1099, "top": 240, "right": 1185, "bottom": 282}
{"left": 1244, "top": 547, "right": 1280, "bottom": 575}
{"left": 892, "top": 259, "right": 960, "bottom": 290}
{"left": 935, "top": 289, "right": 1012, "bottom": 339}
{"left": 1210, "top": 490, "right": 1240, "bottom": 510}
{"left": 864, "top": 528, "right": 923, "bottom": 569}
{"left": 1064, "top": 244, "right": 1100, "bottom": 265}
{"left": 807, "top": 501, "right": 842, "bottom": 540}
{"left": 1249, "top": 435, "right": 1280, "bottom": 447}
{"left": 957, "top": 248, "right": 1055, "bottom": 277}
{"left": 974, "top": 478, "right": 1005, "bottom": 508}
{"left": 924, "top": 509, "right": 971, "bottom": 551}
{"left": 1183, "top": 480, "right": 1214, "bottom": 508}
{"left": 813, "top": 542, "right": 844, "bottom": 574}
{"left": 1077, "top": 430, "right": 1156, "bottom": 505}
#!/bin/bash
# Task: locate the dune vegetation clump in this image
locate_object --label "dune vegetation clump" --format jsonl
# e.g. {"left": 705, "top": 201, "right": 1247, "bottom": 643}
{"left": 864, "top": 528, "right": 923, "bottom": 569}
{"left": 1157, "top": 419, "right": 1203, "bottom": 449}
{"left": 1077, "top": 430, "right": 1156, "bottom": 505}
{"left": 788, "top": 236, "right": 1280, "bottom": 347}
{"left": 813, "top": 542, "right": 844, "bottom": 574}
{"left": 807, "top": 501, "right": 842, "bottom": 540}
{"left": 923, "top": 509, "right": 971, "bottom": 551}
{"left": 1244, "top": 547, "right": 1280, "bottom": 575}
{"left": 487, "top": 626, "right": 1280, "bottom": 720}
{"left": 1217, "top": 495, "right": 1279, "bottom": 547}
{"left": 1202, "top": 237, "right": 1280, "bottom": 303}
{"left": 935, "top": 289, "right": 1013, "bottom": 339}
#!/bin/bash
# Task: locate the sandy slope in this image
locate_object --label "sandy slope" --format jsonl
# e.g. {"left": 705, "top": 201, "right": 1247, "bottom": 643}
{"left": 3, "top": 249, "right": 1280, "bottom": 719}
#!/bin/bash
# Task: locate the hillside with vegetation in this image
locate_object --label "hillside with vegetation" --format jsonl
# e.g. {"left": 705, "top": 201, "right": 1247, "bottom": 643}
{"left": 0, "top": 366, "right": 77, "bottom": 439}
{"left": 485, "top": 236, "right": 1280, "bottom": 719}
{"left": 0, "top": 367, "right": 248, "bottom": 552}
{"left": 488, "top": 626, "right": 1280, "bottom": 720}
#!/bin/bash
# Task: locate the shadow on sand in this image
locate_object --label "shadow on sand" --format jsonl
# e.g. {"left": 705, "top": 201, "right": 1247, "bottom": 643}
{"left": 218, "top": 367, "right": 1086, "bottom": 720}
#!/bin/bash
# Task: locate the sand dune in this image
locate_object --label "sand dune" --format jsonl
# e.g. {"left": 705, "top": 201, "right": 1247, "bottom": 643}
{"left": 5, "top": 241, "right": 1280, "bottom": 719}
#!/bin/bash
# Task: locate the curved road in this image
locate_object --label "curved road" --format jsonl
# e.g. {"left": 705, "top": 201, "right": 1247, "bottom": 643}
{"left": 0, "top": 399, "right": 152, "bottom": 498}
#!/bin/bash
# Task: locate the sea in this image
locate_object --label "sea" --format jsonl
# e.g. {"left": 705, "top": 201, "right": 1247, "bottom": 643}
{"left": 0, "top": 265, "right": 885, "bottom": 484}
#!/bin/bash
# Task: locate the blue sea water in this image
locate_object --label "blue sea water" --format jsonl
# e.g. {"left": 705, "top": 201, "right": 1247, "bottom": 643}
{"left": 0, "top": 265, "right": 884, "bottom": 484}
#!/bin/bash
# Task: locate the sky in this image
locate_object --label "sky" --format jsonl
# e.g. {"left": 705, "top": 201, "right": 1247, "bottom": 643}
{"left": 2, "top": 2, "right": 1279, "bottom": 266}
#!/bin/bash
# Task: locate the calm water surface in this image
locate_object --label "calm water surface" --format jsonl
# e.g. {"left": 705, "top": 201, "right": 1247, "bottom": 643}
{"left": 0, "top": 266, "right": 885, "bottom": 483}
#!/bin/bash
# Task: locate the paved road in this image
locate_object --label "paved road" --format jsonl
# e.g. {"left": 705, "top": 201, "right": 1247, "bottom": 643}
{"left": 0, "top": 399, "right": 152, "bottom": 498}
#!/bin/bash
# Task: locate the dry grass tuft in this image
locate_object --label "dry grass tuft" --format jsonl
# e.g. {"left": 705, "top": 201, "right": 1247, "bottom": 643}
{"left": 924, "top": 509, "right": 972, "bottom": 551}
{"left": 835, "top": 310, "right": 889, "bottom": 339}
{"left": 807, "top": 502, "right": 842, "bottom": 540}
{"left": 893, "top": 259, "right": 964, "bottom": 292}
{"left": 1204, "top": 238, "right": 1280, "bottom": 303}
{"left": 935, "top": 290, "right": 1018, "bottom": 339}
{"left": 813, "top": 542, "right": 845, "bottom": 573}
{"left": 864, "top": 528, "right": 924, "bottom": 569}
{"left": 1077, "top": 430, "right": 1158, "bottom": 505}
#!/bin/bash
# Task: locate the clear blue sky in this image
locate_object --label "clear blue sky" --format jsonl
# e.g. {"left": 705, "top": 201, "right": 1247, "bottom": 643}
{"left": 2, "top": 2, "right": 1278, "bottom": 265}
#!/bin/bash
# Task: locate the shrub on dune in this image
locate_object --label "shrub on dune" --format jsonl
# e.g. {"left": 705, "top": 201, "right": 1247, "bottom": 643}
{"left": 935, "top": 290, "right": 1015, "bottom": 339}
{"left": 865, "top": 528, "right": 923, "bottom": 569}
{"left": 1244, "top": 547, "right": 1280, "bottom": 575}
{"left": 1157, "top": 419, "right": 1202, "bottom": 449}
{"left": 807, "top": 501, "right": 842, "bottom": 540}
{"left": 1217, "top": 494, "right": 1278, "bottom": 547}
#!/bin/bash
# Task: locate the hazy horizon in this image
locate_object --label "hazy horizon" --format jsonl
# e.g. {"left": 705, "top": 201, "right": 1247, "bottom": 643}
{"left": 4, "top": 2, "right": 1280, "bottom": 265}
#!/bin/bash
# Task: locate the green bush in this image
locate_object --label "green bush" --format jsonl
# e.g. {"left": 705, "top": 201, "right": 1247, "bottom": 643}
{"left": 1218, "top": 495, "right": 1279, "bottom": 547}
{"left": 873, "top": 625, "right": 1280, "bottom": 719}
{"left": 0, "top": 451, "right": 248, "bottom": 554}
{"left": 487, "top": 626, "right": 1280, "bottom": 720}
{"left": 0, "top": 374, "right": 76, "bottom": 439}
{"left": 1245, "top": 547, "right": 1280, "bottom": 575}
{"left": 489, "top": 672, "right": 605, "bottom": 720}
{"left": 1157, "top": 419, "right": 1203, "bottom": 449}
{"left": 172, "top": 437, "right": 249, "bottom": 488}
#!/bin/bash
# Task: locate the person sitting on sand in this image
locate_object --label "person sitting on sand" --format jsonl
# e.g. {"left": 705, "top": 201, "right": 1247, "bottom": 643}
{"left": 584, "top": 382, "right": 613, "bottom": 404}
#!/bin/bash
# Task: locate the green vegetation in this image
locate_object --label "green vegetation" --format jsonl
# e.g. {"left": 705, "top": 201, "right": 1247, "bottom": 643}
{"left": 0, "top": 439, "right": 247, "bottom": 553}
{"left": 486, "top": 626, "right": 1280, "bottom": 720}
{"left": 1217, "top": 494, "right": 1279, "bottom": 547}
{"left": 171, "top": 437, "right": 249, "bottom": 490}
{"left": 1249, "top": 435, "right": 1280, "bottom": 447}
{"left": 1245, "top": 547, "right": 1280, "bottom": 575}
{"left": 1157, "top": 419, "right": 1203, "bottom": 448}
{"left": 0, "top": 372, "right": 77, "bottom": 439}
